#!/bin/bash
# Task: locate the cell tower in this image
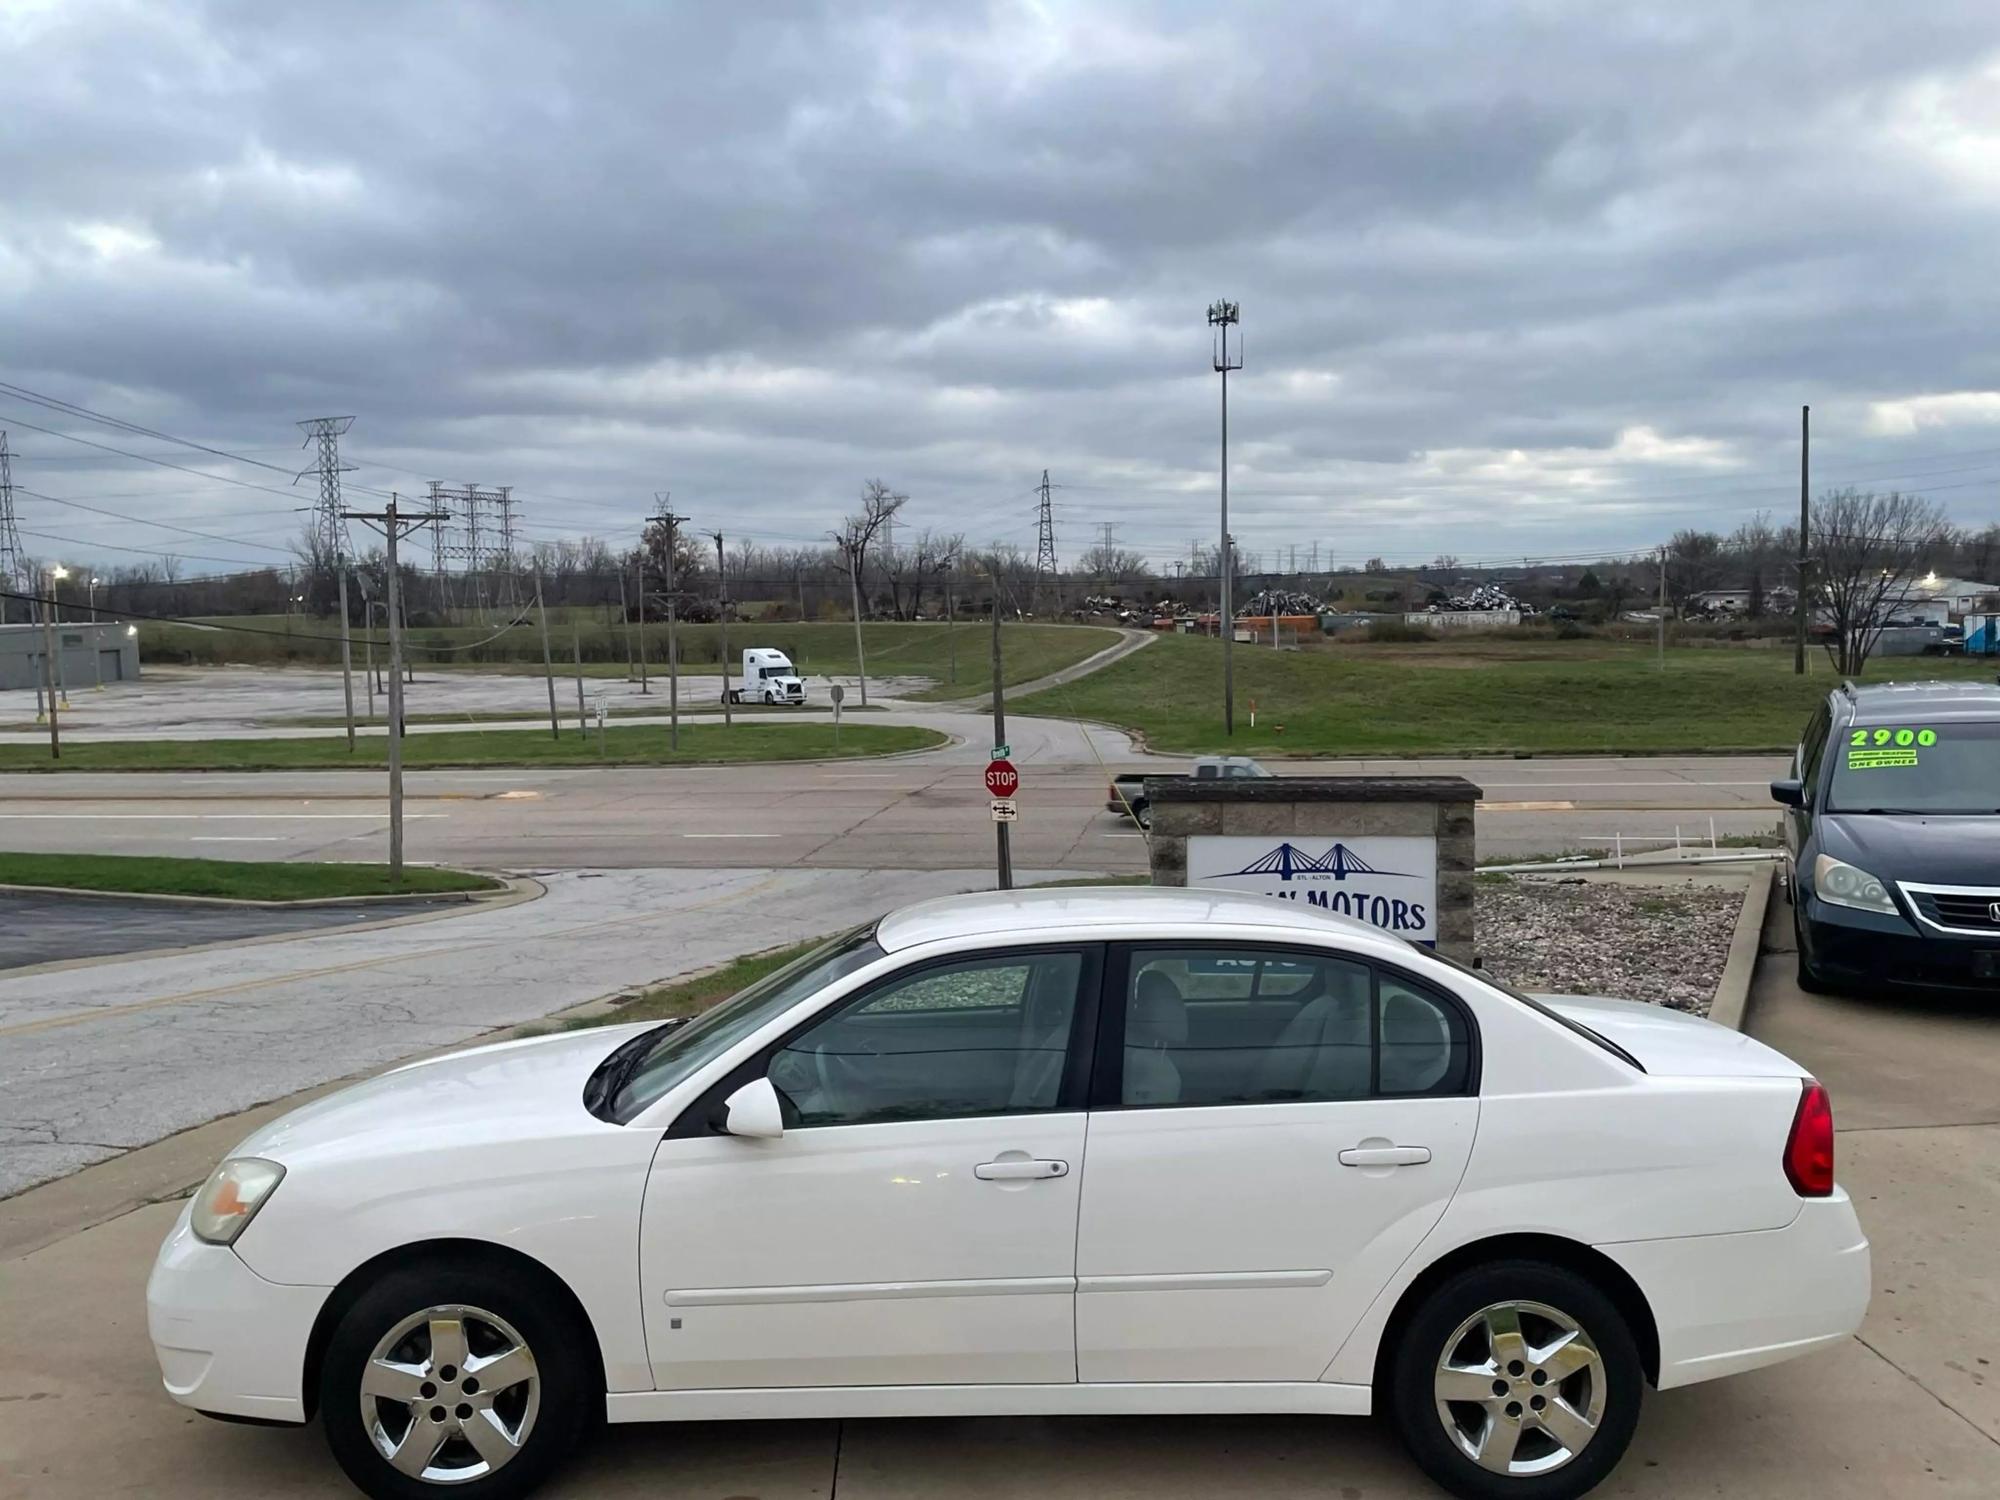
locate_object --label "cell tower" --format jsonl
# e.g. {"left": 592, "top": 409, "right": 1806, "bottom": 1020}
{"left": 1033, "top": 468, "right": 1059, "bottom": 616}
{"left": 297, "top": 416, "right": 356, "bottom": 565}
{"left": 0, "top": 432, "right": 26, "bottom": 625}
{"left": 428, "top": 481, "right": 520, "bottom": 616}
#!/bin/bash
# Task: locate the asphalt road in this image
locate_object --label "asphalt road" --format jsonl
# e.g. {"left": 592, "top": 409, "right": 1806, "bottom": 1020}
{"left": 1, "top": 888, "right": 1994, "bottom": 1498}
{"left": 0, "top": 891, "right": 462, "bottom": 971}
{"left": 0, "top": 742, "right": 1788, "bottom": 870}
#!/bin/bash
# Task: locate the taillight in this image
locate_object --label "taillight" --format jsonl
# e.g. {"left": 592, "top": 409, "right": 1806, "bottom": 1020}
{"left": 1784, "top": 1079, "right": 1834, "bottom": 1196}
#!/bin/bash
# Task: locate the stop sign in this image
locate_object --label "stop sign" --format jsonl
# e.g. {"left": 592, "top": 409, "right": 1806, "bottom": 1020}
{"left": 984, "top": 758, "right": 1019, "bottom": 797}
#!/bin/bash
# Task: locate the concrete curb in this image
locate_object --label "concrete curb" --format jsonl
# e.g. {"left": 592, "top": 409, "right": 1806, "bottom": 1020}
{"left": 0, "top": 873, "right": 546, "bottom": 983}
{"left": 0, "top": 870, "right": 514, "bottom": 910}
{"left": 1707, "top": 863, "right": 1774, "bottom": 1032}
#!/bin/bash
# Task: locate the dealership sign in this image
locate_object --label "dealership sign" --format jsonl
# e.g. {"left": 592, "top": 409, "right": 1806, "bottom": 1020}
{"left": 1186, "top": 835, "right": 1439, "bottom": 943}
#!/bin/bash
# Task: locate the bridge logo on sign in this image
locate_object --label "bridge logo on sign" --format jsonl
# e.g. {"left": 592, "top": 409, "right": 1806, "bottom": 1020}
{"left": 1213, "top": 841, "right": 1416, "bottom": 883}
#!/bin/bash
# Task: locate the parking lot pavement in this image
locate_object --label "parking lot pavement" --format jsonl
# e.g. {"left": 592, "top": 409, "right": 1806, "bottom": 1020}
{"left": 3, "top": 1197, "right": 1996, "bottom": 1499}
{"left": 0, "top": 890, "right": 462, "bottom": 970}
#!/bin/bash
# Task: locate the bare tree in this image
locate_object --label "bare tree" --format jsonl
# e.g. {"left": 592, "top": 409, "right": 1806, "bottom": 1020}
{"left": 1811, "top": 489, "right": 1954, "bottom": 674}
{"left": 1664, "top": 529, "right": 1727, "bottom": 617}
{"left": 1729, "top": 513, "right": 1781, "bottom": 618}
{"left": 831, "top": 480, "right": 906, "bottom": 619}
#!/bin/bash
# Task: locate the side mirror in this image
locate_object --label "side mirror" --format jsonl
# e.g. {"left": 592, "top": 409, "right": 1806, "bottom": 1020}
{"left": 1770, "top": 778, "right": 1806, "bottom": 809}
{"left": 720, "top": 1076, "right": 784, "bottom": 1140}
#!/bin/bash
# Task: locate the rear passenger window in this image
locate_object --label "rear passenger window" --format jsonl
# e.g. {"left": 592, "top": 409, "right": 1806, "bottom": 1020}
{"left": 1117, "top": 949, "right": 1472, "bottom": 1108}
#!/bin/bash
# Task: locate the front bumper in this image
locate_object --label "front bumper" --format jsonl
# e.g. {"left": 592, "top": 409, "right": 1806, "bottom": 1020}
{"left": 1803, "top": 900, "right": 2000, "bottom": 991}
{"left": 146, "top": 1206, "right": 330, "bottom": 1424}
{"left": 1599, "top": 1192, "right": 1870, "bottom": 1390}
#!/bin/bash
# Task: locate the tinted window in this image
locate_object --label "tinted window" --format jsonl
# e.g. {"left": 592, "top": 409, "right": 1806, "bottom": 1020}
{"left": 1377, "top": 973, "right": 1472, "bottom": 1095}
{"left": 768, "top": 951, "right": 1083, "bottom": 1127}
{"left": 1121, "top": 949, "right": 1373, "bottom": 1107}
{"left": 1799, "top": 703, "right": 1832, "bottom": 788}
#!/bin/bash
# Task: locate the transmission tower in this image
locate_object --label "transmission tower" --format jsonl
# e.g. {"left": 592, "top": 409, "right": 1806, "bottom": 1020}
{"left": 1033, "top": 469, "right": 1059, "bottom": 616}
{"left": 297, "top": 417, "right": 356, "bottom": 563}
{"left": 428, "top": 481, "right": 520, "bottom": 617}
{"left": 0, "top": 431, "right": 25, "bottom": 624}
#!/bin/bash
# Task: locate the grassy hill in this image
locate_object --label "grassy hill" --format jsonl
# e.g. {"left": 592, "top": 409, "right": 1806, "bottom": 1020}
{"left": 1015, "top": 633, "right": 1998, "bottom": 756}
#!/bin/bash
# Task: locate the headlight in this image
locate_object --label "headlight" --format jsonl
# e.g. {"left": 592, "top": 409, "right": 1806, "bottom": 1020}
{"left": 1813, "top": 853, "right": 1897, "bottom": 916}
{"left": 190, "top": 1157, "right": 286, "bottom": 1245}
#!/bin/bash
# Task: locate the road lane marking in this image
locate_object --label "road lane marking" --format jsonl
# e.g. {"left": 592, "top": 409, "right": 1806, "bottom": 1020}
{"left": 1478, "top": 800, "right": 1577, "bottom": 812}
{"left": 682, "top": 833, "right": 785, "bottom": 838}
{"left": 189, "top": 836, "right": 281, "bottom": 842}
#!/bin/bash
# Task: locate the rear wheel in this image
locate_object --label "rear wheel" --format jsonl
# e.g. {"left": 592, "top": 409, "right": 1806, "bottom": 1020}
{"left": 1387, "top": 1260, "right": 1642, "bottom": 1500}
{"left": 321, "top": 1261, "right": 593, "bottom": 1500}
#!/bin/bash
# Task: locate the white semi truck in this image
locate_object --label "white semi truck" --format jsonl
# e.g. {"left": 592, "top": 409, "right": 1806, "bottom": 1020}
{"left": 730, "top": 647, "right": 808, "bottom": 705}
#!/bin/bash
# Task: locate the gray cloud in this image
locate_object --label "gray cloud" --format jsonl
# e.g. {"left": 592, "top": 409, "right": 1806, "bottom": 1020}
{"left": 5, "top": 0, "right": 2000, "bottom": 575}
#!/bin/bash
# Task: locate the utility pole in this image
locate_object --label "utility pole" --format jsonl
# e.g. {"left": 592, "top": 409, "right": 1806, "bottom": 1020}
{"left": 713, "top": 530, "right": 733, "bottom": 727}
{"left": 38, "top": 567, "right": 61, "bottom": 760}
{"left": 1795, "top": 404, "right": 1810, "bottom": 675}
{"left": 343, "top": 496, "right": 448, "bottom": 882}
{"left": 298, "top": 417, "right": 357, "bottom": 748}
{"left": 991, "top": 589, "right": 1012, "bottom": 891}
{"left": 532, "top": 561, "right": 560, "bottom": 740}
{"left": 944, "top": 550, "right": 958, "bottom": 685}
{"left": 358, "top": 575, "right": 376, "bottom": 720}
{"left": 1657, "top": 545, "right": 1668, "bottom": 672}
{"left": 0, "top": 432, "right": 24, "bottom": 628}
{"left": 833, "top": 531, "right": 871, "bottom": 707}
{"left": 1209, "top": 300, "right": 1242, "bottom": 735}
{"left": 86, "top": 576, "right": 103, "bottom": 689}
{"left": 617, "top": 566, "right": 637, "bottom": 684}
{"left": 634, "top": 557, "right": 650, "bottom": 695}
{"left": 654, "top": 501, "right": 688, "bottom": 749}
{"left": 572, "top": 619, "right": 587, "bottom": 729}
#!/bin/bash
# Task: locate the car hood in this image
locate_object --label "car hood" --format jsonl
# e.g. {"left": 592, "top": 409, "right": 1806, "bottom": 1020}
{"left": 1817, "top": 812, "right": 2000, "bottom": 885}
{"left": 232, "top": 1022, "right": 654, "bottom": 1166}
{"left": 1535, "top": 994, "right": 1804, "bottom": 1078}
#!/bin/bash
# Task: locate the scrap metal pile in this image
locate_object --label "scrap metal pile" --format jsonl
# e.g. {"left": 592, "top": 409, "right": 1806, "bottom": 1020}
{"left": 1424, "top": 583, "right": 1536, "bottom": 614}
{"left": 1235, "top": 586, "right": 1326, "bottom": 617}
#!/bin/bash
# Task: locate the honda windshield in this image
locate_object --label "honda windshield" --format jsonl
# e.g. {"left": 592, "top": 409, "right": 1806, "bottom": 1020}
{"left": 1826, "top": 720, "right": 2000, "bottom": 815}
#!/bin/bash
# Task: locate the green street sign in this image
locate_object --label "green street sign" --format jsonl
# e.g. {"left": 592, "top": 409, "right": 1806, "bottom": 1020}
{"left": 991, "top": 743, "right": 1011, "bottom": 759}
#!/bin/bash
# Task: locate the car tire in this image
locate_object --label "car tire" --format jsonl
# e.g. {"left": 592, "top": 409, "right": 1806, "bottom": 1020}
{"left": 1134, "top": 804, "right": 1152, "bottom": 831}
{"left": 321, "top": 1260, "right": 594, "bottom": 1500}
{"left": 1386, "top": 1259, "right": 1643, "bottom": 1500}
{"left": 1792, "top": 905, "right": 1841, "bottom": 995}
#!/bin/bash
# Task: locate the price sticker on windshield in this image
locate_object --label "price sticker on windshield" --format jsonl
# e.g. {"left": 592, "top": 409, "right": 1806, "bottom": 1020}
{"left": 1846, "top": 725, "right": 1935, "bottom": 770}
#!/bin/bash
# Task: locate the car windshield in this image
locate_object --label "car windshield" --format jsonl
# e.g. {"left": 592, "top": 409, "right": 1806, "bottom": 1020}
{"left": 1826, "top": 720, "right": 2000, "bottom": 814}
{"left": 607, "top": 923, "right": 885, "bottom": 1122}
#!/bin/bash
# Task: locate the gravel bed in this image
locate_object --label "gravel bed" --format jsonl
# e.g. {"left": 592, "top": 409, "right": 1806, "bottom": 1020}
{"left": 1473, "top": 877, "right": 1745, "bottom": 1016}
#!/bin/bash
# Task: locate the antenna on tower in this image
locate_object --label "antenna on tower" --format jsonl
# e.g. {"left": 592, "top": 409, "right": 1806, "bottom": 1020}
{"left": 1034, "top": 469, "right": 1059, "bottom": 617}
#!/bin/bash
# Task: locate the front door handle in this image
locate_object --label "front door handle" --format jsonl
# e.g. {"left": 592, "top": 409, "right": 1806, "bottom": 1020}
{"left": 975, "top": 1158, "right": 1069, "bottom": 1181}
{"left": 1338, "top": 1145, "right": 1431, "bottom": 1168}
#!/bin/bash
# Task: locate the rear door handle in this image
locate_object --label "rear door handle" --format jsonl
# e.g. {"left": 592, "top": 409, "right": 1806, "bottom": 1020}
{"left": 1338, "top": 1145, "right": 1431, "bottom": 1168}
{"left": 975, "top": 1158, "right": 1069, "bottom": 1181}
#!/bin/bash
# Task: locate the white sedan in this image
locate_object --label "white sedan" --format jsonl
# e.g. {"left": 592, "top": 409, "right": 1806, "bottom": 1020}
{"left": 149, "top": 887, "right": 1868, "bottom": 1500}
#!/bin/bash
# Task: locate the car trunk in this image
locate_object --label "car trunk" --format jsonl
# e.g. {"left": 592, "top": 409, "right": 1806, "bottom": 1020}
{"left": 1536, "top": 994, "right": 1805, "bottom": 1078}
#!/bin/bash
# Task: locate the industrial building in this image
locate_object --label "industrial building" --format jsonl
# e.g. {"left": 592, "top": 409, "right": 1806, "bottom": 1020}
{"left": 0, "top": 621, "right": 140, "bottom": 692}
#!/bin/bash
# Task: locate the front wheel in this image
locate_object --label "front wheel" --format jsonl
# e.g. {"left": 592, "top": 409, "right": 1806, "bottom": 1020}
{"left": 1387, "top": 1260, "right": 1642, "bottom": 1500}
{"left": 1794, "top": 906, "right": 1838, "bottom": 995}
{"left": 321, "top": 1261, "right": 593, "bottom": 1500}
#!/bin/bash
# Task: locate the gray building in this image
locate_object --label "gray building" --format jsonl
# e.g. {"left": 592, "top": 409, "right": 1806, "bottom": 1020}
{"left": 0, "top": 621, "right": 141, "bottom": 692}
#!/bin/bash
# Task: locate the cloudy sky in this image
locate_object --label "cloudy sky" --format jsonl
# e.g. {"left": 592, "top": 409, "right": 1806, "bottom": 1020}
{"left": 5, "top": 0, "right": 2000, "bottom": 580}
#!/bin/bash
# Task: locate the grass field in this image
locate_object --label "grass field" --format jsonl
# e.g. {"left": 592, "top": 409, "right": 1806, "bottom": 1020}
{"left": 138, "top": 618, "right": 1119, "bottom": 701}
{"left": 1015, "top": 634, "right": 2000, "bottom": 755}
{"left": 255, "top": 702, "right": 887, "bottom": 728}
{"left": 0, "top": 722, "right": 945, "bottom": 772}
{"left": 0, "top": 851, "right": 497, "bottom": 900}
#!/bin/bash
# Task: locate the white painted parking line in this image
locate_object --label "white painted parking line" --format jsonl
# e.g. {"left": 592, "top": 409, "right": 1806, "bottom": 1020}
{"left": 682, "top": 833, "right": 785, "bottom": 839}
{"left": 189, "top": 836, "right": 282, "bottom": 842}
{"left": 1101, "top": 832, "right": 1147, "bottom": 838}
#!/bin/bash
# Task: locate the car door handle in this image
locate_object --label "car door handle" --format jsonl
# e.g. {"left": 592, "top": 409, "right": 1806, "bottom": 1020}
{"left": 1338, "top": 1145, "right": 1431, "bottom": 1168}
{"left": 974, "top": 1158, "right": 1069, "bottom": 1181}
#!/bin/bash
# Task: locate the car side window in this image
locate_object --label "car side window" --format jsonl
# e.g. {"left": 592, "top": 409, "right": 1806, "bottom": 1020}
{"left": 1798, "top": 704, "right": 1832, "bottom": 791}
{"left": 1115, "top": 948, "right": 1472, "bottom": 1108}
{"left": 768, "top": 950, "right": 1084, "bottom": 1128}
{"left": 1377, "top": 971, "right": 1472, "bottom": 1095}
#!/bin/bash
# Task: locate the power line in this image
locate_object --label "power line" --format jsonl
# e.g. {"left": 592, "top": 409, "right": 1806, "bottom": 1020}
{"left": 15, "top": 485, "right": 298, "bottom": 555}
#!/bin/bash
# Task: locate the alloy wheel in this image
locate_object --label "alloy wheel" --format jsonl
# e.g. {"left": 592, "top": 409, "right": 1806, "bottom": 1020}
{"left": 1432, "top": 1299, "right": 1606, "bottom": 1477}
{"left": 359, "top": 1303, "right": 540, "bottom": 1486}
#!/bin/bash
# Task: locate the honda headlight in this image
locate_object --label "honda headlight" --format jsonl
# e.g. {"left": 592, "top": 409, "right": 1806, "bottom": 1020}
{"left": 1813, "top": 854, "right": 1897, "bottom": 916}
{"left": 190, "top": 1157, "right": 286, "bottom": 1245}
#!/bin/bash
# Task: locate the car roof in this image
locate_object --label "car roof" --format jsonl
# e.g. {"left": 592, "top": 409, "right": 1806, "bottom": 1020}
{"left": 874, "top": 885, "right": 1385, "bottom": 953}
{"left": 1837, "top": 680, "right": 2000, "bottom": 724}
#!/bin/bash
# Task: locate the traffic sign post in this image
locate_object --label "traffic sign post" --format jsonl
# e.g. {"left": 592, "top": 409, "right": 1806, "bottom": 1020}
{"left": 991, "top": 595, "right": 1012, "bottom": 890}
{"left": 830, "top": 682, "right": 844, "bottom": 750}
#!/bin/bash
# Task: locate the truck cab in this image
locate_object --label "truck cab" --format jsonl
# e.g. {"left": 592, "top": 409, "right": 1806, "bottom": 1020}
{"left": 732, "top": 648, "right": 807, "bottom": 706}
